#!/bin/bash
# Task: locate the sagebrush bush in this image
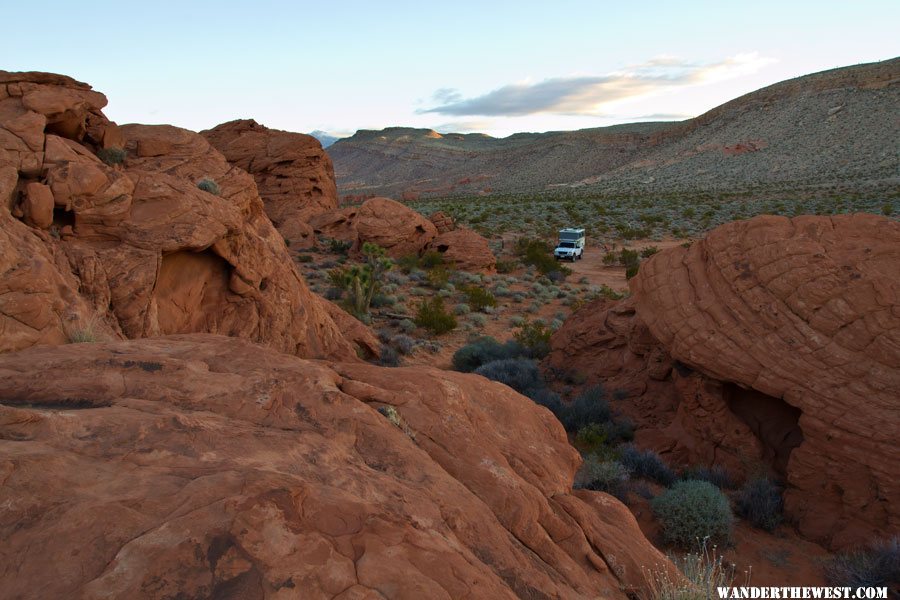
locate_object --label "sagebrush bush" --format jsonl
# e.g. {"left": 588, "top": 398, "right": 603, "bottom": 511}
{"left": 574, "top": 455, "right": 630, "bottom": 500}
{"left": 474, "top": 358, "right": 541, "bottom": 395}
{"left": 736, "top": 477, "right": 783, "bottom": 531}
{"left": 97, "top": 146, "right": 126, "bottom": 165}
{"left": 619, "top": 445, "right": 676, "bottom": 486}
{"left": 528, "top": 387, "right": 563, "bottom": 414}
{"left": 451, "top": 337, "right": 526, "bottom": 372}
{"left": 389, "top": 334, "right": 415, "bottom": 355}
{"left": 398, "top": 318, "right": 416, "bottom": 334}
{"left": 197, "top": 177, "right": 220, "bottom": 195}
{"left": 377, "top": 345, "right": 401, "bottom": 367}
{"left": 414, "top": 296, "right": 457, "bottom": 334}
{"left": 557, "top": 386, "right": 611, "bottom": 432}
{"left": 825, "top": 537, "right": 899, "bottom": 590}
{"left": 652, "top": 480, "right": 733, "bottom": 548}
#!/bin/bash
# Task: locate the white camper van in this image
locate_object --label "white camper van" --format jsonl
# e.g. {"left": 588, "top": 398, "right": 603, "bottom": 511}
{"left": 554, "top": 228, "right": 585, "bottom": 261}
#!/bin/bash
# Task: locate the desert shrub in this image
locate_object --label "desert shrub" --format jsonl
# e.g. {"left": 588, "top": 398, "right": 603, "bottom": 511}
{"left": 469, "top": 313, "right": 487, "bottom": 327}
{"left": 197, "top": 177, "right": 220, "bottom": 195}
{"left": 602, "top": 252, "right": 618, "bottom": 265}
{"left": 575, "top": 423, "right": 609, "bottom": 451}
{"left": 453, "top": 303, "right": 471, "bottom": 315}
{"left": 66, "top": 318, "right": 102, "bottom": 343}
{"left": 620, "top": 445, "right": 676, "bottom": 486}
{"left": 297, "top": 254, "right": 313, "bottom": 263}
{"left": 735, "top": 477, "right": 783, "bottom": 531}
{"left": 461, "top": 285, "right": 497, "bottom": 312}
{"left": 641, "top": 246, "right": 659, "bottom": 258}
{"left": 451, "top": 337, "right": 526, "bottom": 372}
{"left": 604, "top": 418, "right": 636, "bottom": 444}
{"left": 389, "top": 334, "right": 415, "bottom": 355}
{"left": 495, "top": 259, "right": 517, "bottom": 273}
{"left": 514, "top": 237, "right": 571, "bottom": 278}
{"left": 474, "top": 358, "right": 541, "bottom": 395}
{"left": 377, "top": 345, "right": 401, "bottom": 367}
{"left": 557, "top": 385, "right": 610, "bottom": 431}
{"left": 414, "top": 296, "right": 457, "bottom": 334}
{"left": 651, "top": 480, "right": 733, "bottom": 547}
{"left": 97, "top": 146, "right": 126, "bottom": 165}
{"left": 324, "top": 287, "right": 343, "bottom": 301}
{"left": 328, "top": 243, "right": 393, "bottom": 318}
{"left": 398, "top": 318, "right": 416, "bottom": 334}
{"left": 529, "top": 387, "right": 563, "bottom": 414}
{"left": 420, "top": 250, "right": 445, "bottom": 269}
{"left": 513, "top": 319, "right": 553, "bottom": 358}
{"left": 644, "top": 539, "right": 738, "bottom": 600}
{"left": 574, "top": 455, "right": 630, "bottom": 500}
{"left": 427, "top": 264, "right": 453, "bottom": 289}
{"left": 825, "top": 537, "right": 900, "bottom": 590}
{"left": 328, "top": 238, "right": 351, "bottom": 254}
{"left": 680, "top": 465, "right": 735, "bottom": 490}
{"left": 376, "top": 328, "right": 393, "bottom": 343}
{"left": 619, "top": 248, "right": 639, "bottom": 268}
{"left": 625, "top": 263, "right": 640, "bottom": 280}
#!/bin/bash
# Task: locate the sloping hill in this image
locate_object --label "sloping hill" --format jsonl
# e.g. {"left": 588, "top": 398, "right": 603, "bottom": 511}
{"left": 329, "top": 58, "right": 900, "bottom": 199}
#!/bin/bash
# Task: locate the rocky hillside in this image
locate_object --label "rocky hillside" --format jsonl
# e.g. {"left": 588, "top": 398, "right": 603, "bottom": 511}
{"left": 329, "top": 58, "right": 900, "bottom": 199}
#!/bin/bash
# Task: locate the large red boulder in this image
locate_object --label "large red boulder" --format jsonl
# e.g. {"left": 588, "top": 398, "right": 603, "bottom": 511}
{"left": 0, "top": 335, "right": 676, "bottom": 598}
{"left": 202, "top": 119, "right": 338, "bottom": 248}
{"left": 547, "top": 214, "right": 900, "bottom": 549}
{"left": 309, "top": 197, "right": 439, "bottom": 259}
{"left": 427, "top": 227, "right": 496, "bottom": 273}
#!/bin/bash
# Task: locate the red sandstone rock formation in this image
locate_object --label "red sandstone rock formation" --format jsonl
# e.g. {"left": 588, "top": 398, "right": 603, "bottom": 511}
{"left": 429, "top": 210, "right": 455, "bottom": 233}
{"left": 0, "top": 335, "right": 676, "bottom": 598}
{"left": 428, "top": 227, "right": 496, "bottom": 273}
{"left": 547, "top": 214, "right": 900, "bottom": 550}
{"left": 309, "top": 197, "right": 439, "bottom": 259}
{"left": 0, "top": 71, "right": 368, "bottom": 360}
{"left": 202, "top": 119, "right": 338, "bottom": 248}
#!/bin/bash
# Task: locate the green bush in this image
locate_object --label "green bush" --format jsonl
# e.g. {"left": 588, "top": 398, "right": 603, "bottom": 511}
{"left": 495, "top": 259, "right": 518, "bottom": 273}
{"left": 462, "top": 285, "right": 497, "bottom": 312}
{"left": 328, "top": 238, "right": 351, "bottom": 254}
{"left": 451, "top": 336, "right": 527, "bottom": 372}
{"left": 513, "top": 319, "right": 552, "bottom": 358}
{"left": 414, "top": 296, "right": 457, "bottom": 334}
{"left": 620, "top": 445, "right": 676, "bottom": 486}
{"left": 514, "top": 237, "right": 571, "bottom": 277}
{"left": 625, "top": 263, "right": 640, "bottom": 280}
{"left": 474, "top": 358, "right": 541, "bottom": 394}
{"left": 652, "top": 480, "right": 733, "bottom": 547}
{"left": 736, "top": 477, "right": 783, "bottom": 531}
{"left": 574, "top": 455, "right": 630, "bottom": 500}
{"left": 197, "top": 177, "right": 220, "bottom": 195}
{"left": 557, "top": 385, "right": 611, "bottom": 432}
{"left": 328, "top": 243, "right": 393, "bottom": 318}
{"left": 97, "top": 146, "right": 126, "bottom": 165}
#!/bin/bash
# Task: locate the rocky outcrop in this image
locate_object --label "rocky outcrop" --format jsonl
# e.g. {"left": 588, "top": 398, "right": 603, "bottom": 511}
{"left": 0, "top": 71, "right": 363, "bottom": 361}
{"left": 309, "top": 197, "right": 439, "bottom": 259}
{"left": 428, "top": 227, "right": 496, "bottom": 273}
{"left": 202, "top": 119, "right": 338, "bottom": 248}
{"left": 547, "top": 214, "right": 900, "bottom": 550}
{"left": 429, "top": 210, "right": 455, "bottom": 233}
{"left": 0, "top": 335, "right": 676, "bottom": 599}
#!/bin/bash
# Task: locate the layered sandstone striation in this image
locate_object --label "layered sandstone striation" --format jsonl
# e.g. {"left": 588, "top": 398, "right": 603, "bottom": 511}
{"left": 0, "top": 71, "right": 367, "bottom": 360}
{"left": 202, "top": 119, "right": 338, "bottom": 247}
{"left": 0, "top": 335, "right": 675, "bottom": 599}
{"left": 547, "top": 214, "right": 900, "bottom": 549}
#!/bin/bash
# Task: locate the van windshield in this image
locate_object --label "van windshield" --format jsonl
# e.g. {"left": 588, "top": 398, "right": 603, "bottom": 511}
{"left": 559, "top": 242, "right": 575, "bottom": 248}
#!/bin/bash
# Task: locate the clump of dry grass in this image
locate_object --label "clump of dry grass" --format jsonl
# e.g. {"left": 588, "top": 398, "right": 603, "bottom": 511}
{"left": 643, "top": 538, "right": 748, "bottom": 600}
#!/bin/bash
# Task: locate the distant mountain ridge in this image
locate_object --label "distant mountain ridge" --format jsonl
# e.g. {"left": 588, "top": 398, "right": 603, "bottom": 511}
{"left": 328, "top": 58, "right": 900, "bottom": 199}
{"left": 309, "top": 130, "right": 342, "bottom": 148}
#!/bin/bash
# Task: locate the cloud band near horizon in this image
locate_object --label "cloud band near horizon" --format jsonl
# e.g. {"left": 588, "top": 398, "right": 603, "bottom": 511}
{"left": 419, "top": 53, "right": 775, "bottom": 117}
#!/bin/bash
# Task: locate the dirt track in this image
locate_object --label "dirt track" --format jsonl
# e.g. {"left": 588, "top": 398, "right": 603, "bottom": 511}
{"left": 564, "top": 239, "right": 689, "bottom": 292}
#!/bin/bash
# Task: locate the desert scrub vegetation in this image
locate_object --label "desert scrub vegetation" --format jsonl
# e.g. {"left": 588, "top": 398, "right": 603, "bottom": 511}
{"left": 197, "top": 177, "right": 220, "bottom": 195}
{"left": 643, "top": 538, "right": 743, "bottom": 600}
{"left": 620, "top": 445, "right": 677, "bottom": 487}
{"left": 735, "top": 477, "right": 783, "bottom": 532}
{"left": 97, "top": 146, "right": 126, "bottom": 165}
{"left": 415, "top": 189, "right": 898, "bottom": 242}
{"left": 825, "top": 537, "right": 899, "bottom": 590}
{"left": 327, "top": 243, "right": 393, "bottom": 320}
{"left": 652, "top": 480, "right": 734, "bottom": 548}
{"left": 414, "top": 296, "right": 457, "bottom": 334}
{"left": 461, "top": 284, "right": 497, "bottom": 312}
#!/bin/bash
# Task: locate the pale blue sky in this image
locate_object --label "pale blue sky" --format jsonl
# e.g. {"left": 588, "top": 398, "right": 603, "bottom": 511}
{"left": 3, "top": 0, "right": 897, "bottom": 137}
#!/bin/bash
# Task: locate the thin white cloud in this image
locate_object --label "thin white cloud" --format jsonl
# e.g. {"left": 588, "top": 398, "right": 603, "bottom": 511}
{"left": 420, "top": 53, "right": 776, "bottom": 117}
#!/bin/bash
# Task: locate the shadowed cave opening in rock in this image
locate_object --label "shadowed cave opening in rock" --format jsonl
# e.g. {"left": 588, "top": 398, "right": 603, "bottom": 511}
{"left": 724, "top": 382, "right": 804, "bottom": 477}
{"left": 154, "top": 249, "right": 233, "bottom": 335}
{"left": 52, "top": 206, "right": 75, "bottom": 229}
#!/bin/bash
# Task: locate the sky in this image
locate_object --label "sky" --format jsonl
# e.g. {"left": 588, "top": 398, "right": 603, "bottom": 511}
{"left": 3, "top": 0, "right": 898, "bottom": 139}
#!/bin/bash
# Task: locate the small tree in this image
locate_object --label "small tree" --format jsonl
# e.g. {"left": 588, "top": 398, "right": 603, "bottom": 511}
{"left": 329, "top": 243, "right": 393, "bottom": 318}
